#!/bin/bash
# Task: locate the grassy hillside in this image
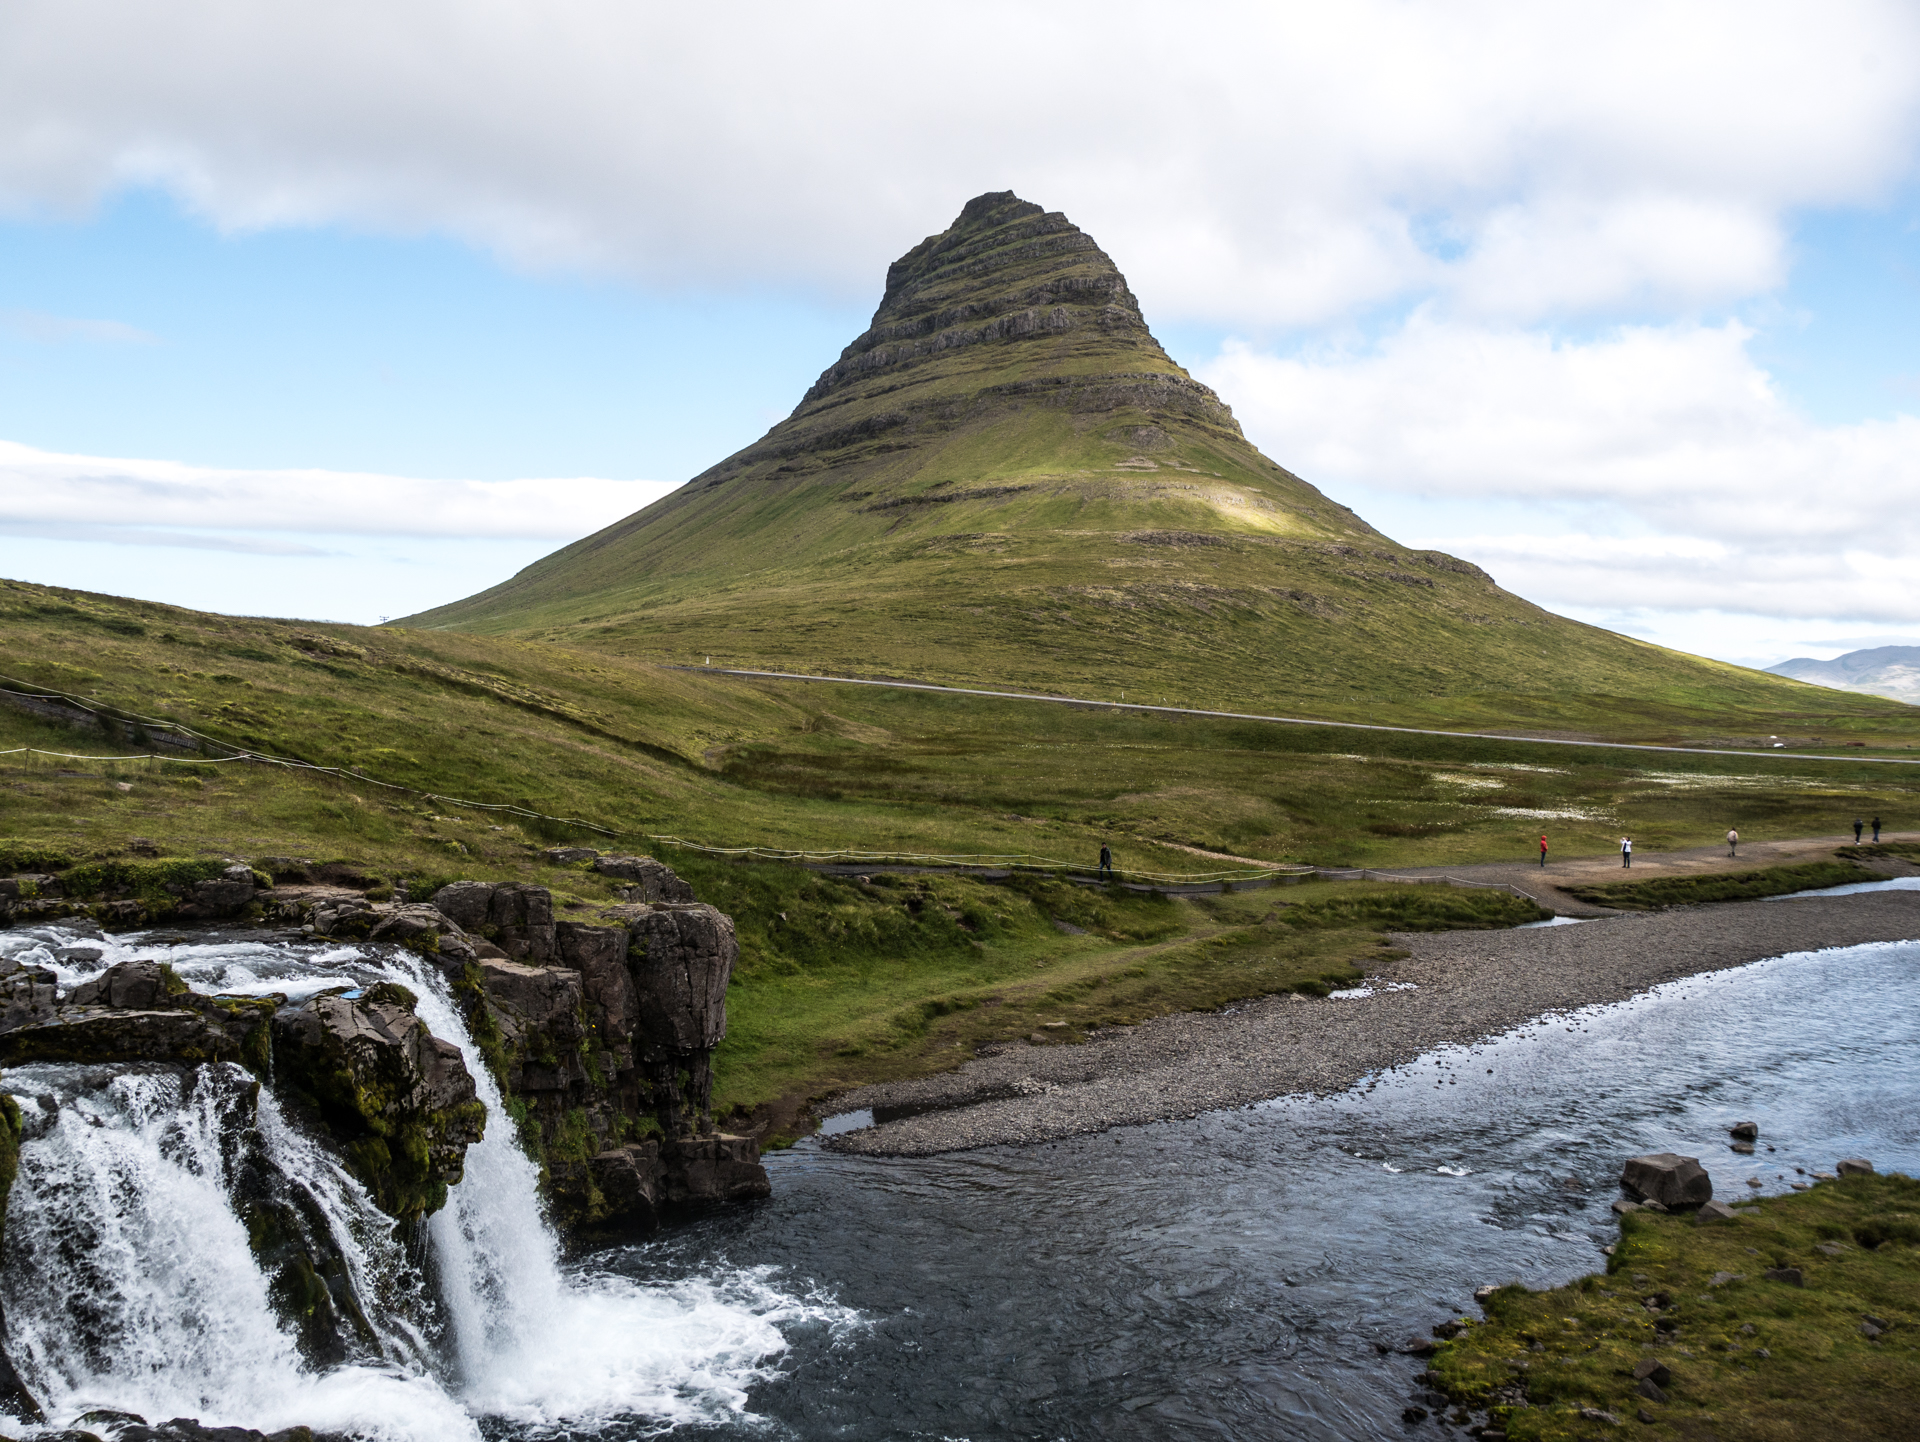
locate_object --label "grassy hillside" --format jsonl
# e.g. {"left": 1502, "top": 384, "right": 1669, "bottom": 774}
{"left": 7, "top": 576, "right": 1920, "bottom": 875}
{"left": 398, "top": 191, "right": 1910, "bottom": 738}
{"left": 6, "top": 576, "right": 1920, "bottom": 1126}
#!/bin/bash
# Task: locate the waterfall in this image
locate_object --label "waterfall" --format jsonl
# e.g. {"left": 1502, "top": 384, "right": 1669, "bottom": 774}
{"left": 0, "top": 928, "right": 845, "bottom": 1440}
{"left": 1, "top": 1063, "right": 477, "bottom": 1440}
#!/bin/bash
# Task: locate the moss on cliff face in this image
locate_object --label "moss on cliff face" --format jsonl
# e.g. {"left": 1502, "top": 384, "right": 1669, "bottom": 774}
{"left": 270, "top": 993, "right": 485, "bottom": 1223}
{"left": 0, "top": 1089, "right": 20, "bottom": 1254}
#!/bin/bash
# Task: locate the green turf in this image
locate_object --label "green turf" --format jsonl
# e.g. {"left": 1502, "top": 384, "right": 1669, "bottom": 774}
{"left": 1428, "top": 1173, "right": 1920, "bottom": 1440}
{"left": 5, "top": 576, "right": 1919, "bottom": 1126}
{"left": 1561, "top": 860, "right": 1876, "bottom": 911}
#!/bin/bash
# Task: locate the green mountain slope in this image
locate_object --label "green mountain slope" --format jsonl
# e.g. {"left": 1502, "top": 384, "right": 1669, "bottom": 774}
{"left": 403, "top": 191, "right": 1900, "bottom": 737}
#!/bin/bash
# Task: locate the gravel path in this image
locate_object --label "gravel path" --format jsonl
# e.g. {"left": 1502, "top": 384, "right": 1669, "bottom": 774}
{"left": 825, "top": 890, "right": 1920, "bottom": 1156}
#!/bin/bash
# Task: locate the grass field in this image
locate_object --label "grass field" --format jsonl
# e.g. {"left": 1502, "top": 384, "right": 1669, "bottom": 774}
{"left": 6, "top": 576, "right": 1920, "bottom": 1124}
{"left": 1429, "top": 1172, "right": 1920, "bottom": 1440}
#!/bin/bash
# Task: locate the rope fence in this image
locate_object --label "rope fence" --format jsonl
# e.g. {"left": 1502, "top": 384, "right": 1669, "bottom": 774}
{"left": 1308, "top": 867, "right": 1539, "bottom": 903}
{"left": 0, "top": 675, "right": 1309, "bottom": 883}
{"left": 0, "top": 675, "right": 1547, "bottom": 895}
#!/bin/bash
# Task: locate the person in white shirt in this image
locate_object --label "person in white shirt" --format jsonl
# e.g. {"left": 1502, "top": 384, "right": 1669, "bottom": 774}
{"left": 1620, "top": 836, "right": 1632, "bottom": 868}
{"left": 1727, "top": 828, "right": 1738, "bottom": 858}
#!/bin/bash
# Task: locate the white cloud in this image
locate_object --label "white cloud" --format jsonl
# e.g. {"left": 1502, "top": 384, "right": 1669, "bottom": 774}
{"left": 3, "top": 1, "right": 1917, "bottom": 324}
{"left": 0, "top": 439, "right": 674, "bottom": 540}
{"left": 1201, "top": 316, "right": 1920, "bottom": 628}
{"left": 3, "top": 310, "right": 157, "bottom": 344}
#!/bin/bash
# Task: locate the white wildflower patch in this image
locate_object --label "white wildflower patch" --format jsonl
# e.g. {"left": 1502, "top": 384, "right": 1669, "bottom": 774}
{"left": 1469, "top": 762, "right": 1570, "bottom": 775}
{"left": 1493, "top": 806, "right": 1610, "bottom": 821}
{"left": 1431, "top": 772, "right": 1505, "bottom": 789}
{"left": 1632, "top": 771, "right": 1836, "bottom": 792}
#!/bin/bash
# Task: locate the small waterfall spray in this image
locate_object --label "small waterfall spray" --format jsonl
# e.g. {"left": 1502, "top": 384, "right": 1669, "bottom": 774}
{"left": 0, "top": 929, "right": 848, "bottom": 1439}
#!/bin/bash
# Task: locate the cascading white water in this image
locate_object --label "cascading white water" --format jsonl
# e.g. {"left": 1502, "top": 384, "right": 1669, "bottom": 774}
{"left": 2, "top": 1062, "right": 479, "bottom": 1440}
{"left": 0, "top": 927, "right": 850, "bottom": 1439}
{"left": 398, "top": 957, "right": 813, "bottom": 1431}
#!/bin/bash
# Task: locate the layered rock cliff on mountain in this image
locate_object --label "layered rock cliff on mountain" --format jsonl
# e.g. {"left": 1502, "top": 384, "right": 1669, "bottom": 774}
{"left": 402, "top": 191, "right": 1831, "bottom": 721}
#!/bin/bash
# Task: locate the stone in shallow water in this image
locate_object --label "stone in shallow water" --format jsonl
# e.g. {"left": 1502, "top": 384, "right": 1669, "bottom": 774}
{"left": 1621, "top": 1153, "right": 1712, "bottom": 1209}
{"left": 1836, "top": 1157, "right": 1875, "bottom": 1177}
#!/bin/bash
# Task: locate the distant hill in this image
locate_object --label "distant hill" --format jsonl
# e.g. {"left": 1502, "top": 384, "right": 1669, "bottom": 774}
{"left": 1767, "top": 646, "right": 1920, "bottom": 704}
{"left": 402, "top": 191, "right": 1906, "bottom": 737}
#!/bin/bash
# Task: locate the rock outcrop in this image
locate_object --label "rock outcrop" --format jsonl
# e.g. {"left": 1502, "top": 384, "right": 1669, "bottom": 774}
{"left": 0, "top": 851, "right": 766, "bottom": 1235}
{"left": 0, "top": 960, "right": 481, "bottom": 1224}
{"left": 430, "top": 880, "right": 554, "bottom": 960}
{"left": 427, "top": 883, "right": 766, "bottom": 1230}
{"left": 592, "top": 854, "right": 697, "bottom": 904}
{"left": 1621, "top": 1152, "right": 1713, "bottom": 1210}
{"left": 0, "top": 860, "right": 272, "bottom": 931}
{"left": 272, "top": 982, "right": 485, "bottom": 1221}
{"left": 0, "top": 960, "right": 275, "bottom": 1070}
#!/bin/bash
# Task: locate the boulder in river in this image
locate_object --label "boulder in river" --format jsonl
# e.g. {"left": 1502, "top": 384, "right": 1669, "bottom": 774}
{"left": 1620, "top": 1153, "right": 1712, "bottom": 1209}
{"left": 1728, "top": 1120, "right": 1759, "bottom": 1141}
{"left": 1837, "top": 1157, "right": 1875, "bottom": 1177}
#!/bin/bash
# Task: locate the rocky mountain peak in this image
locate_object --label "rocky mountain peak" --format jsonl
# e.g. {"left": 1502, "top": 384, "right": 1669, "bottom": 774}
{"left": 797, "top": 190, "right": 1167, "bottom": 411}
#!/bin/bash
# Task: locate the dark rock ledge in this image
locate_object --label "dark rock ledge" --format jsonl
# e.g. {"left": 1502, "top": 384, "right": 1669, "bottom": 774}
{"left": 0, "top": 852, "right": 770, "bottom": 1233}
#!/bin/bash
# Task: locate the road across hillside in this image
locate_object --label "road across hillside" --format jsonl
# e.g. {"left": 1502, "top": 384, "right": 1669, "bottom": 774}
{"left": 689, "top": 666, "right": 1920, "bottom": 765}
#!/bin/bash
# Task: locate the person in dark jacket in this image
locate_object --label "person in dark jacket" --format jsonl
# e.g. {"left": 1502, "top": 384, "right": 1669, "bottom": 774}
{"left": 1872, "top": 816, "right": 1882, "bottom": 842}
{"left": 1854, "top": 818, "right": 1865, "bottom": 843}
{"left": 1098, "top": 844, "right": 1114, "bottom": 883}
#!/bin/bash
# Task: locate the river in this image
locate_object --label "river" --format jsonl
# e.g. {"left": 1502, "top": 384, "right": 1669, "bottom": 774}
{"left": 0, "top": 924, "right": 1913, "bottom": 1440}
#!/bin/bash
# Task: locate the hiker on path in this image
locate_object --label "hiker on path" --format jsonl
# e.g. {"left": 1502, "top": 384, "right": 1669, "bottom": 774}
{"left": 1098, "top": 843, "right": 1114, "bottom": 883}
{"left": 1727, "top": 828, "right": 1739, "bottom": 858}
{"left": 1538, "top": 834, "right": 1549, "bottom": 868}
{"left": 1854, "top": 818, "right": 1865, "bottom": 843}
{"left": 1873, "top": 816, "right": 1882, "bottom": 842}
{"left": 1621, "top": 836, "right": 1632, "bottom": 868}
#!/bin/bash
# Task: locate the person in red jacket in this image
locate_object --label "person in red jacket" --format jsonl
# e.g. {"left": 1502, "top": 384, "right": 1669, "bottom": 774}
{"left": 1538, "top": 834, "right": 1549, "bottom": 867}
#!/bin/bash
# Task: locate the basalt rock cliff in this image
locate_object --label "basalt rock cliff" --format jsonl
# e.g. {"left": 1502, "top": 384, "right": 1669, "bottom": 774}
{"left": 0, "top": 850, "right": 769, "bottom": 1241}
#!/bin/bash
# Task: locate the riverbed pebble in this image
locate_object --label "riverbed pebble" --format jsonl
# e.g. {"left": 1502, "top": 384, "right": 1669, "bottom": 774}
{"left": 825, "top": 893, "right": 1920, "bottom": 1156}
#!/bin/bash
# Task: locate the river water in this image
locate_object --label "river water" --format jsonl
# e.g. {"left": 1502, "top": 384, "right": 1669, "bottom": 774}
{"left": 0, "top": 925, "right": 1913, "bottom": 1440}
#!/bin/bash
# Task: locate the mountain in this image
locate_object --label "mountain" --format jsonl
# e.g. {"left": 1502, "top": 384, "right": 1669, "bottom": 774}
{"left": 1767, "top": 646, "right": 1920, "bottom": 704}
{"left": 402, "top": 191, "right": 1898, "bottom": 735}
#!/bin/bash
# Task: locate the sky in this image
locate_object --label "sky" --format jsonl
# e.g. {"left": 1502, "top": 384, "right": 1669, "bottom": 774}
{"left": 3, "top": 1, "right": 1919, "bottom": 669}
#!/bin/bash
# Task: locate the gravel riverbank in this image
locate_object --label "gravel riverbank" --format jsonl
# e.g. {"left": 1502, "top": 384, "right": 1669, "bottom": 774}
{"left": 825, "top": 890, "right": 1920, "bottom": 1156}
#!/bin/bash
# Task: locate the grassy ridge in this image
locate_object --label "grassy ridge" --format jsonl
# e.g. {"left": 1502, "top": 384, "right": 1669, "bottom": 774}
{"left": 1430, "top": 1173, "right": 1920, "bottom": 1440}
{"left": 1562, "top": 861, "right": 1874, "bottom": 911}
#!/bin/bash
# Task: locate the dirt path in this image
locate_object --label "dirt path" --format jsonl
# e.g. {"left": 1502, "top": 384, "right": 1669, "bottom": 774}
{"left": 1379, "top": 830, "right": 1920, "bottom": 917}
{"left": 824, "top": 889, "right": 1920, "bottom": 1156}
